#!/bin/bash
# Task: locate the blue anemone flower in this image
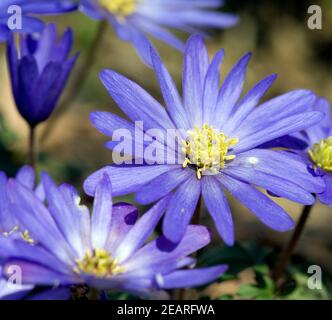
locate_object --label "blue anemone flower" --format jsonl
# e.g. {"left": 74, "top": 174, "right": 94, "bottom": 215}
{"left": 84, "top": 35, "right": 326, "bottom": 245}
{"left": 6, "top": 23, "right": 78, "bottom": 127}
{"left": 290, "top": 98, "right": 332, "bottom": 205}
{"left": 0, "top": 166, "right": 70, "bottom": 300}
{"left": 0, "top": 0, "right": 77, "bottom": 42}
{"left": 0, "top": 172, "right": 227, "bottom": 299}
{"left": 79, "top": 0, "right": 238, "bottom": 64}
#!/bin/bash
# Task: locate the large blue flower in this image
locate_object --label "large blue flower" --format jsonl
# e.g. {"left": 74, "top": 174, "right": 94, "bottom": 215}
{"left": 0, "top": 0, "right": 77, "bottom": 42}
{"left": 0, "top": 166, "right": 70, "bottom": 300}
{"left": 6, "top": 23, "right": 78, "bottom": 127}
{"left": 289, "top": 98, "right": 332, "bottom": 206}
{"left": 79, "top": 0, "right": 238, "bottom": 64}
{"left": 84, "top": 35, "right": 326, "bottom": 245}
{"left": 0, "top": 172, "right": 227, "bottom": 299}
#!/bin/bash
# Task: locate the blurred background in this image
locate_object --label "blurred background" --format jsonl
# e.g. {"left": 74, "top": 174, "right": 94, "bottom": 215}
{"left": 0, "top": 0, "right": 332, "bottom": 298}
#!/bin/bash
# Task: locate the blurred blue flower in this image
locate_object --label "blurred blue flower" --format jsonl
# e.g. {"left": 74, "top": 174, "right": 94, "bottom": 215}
{"left": 290, "top": 98, "right": 332, "bottom": 206}
{"left": 0, "top": 172, "right": 227, "bottom": 299}
{"left": 6, "top": 23, "right": 78, "bottom": 127}
{"left": 79, "top": 0, "right": 238, "bottom": 64}
{"left": 84, "top": 35, "right": 326, "bottom": 245}
{"left": 0, "top": 0, "right": 77, "bottom": 42}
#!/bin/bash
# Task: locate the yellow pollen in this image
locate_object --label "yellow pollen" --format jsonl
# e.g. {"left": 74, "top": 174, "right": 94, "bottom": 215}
{"left": 308, "top": 136, "right": 332, "bottom": 172}
{"left": 182, "top": 124, "right": 239, "bottom": 179}
{"left": 99, "top": 0, "right": 136, "bottom": 19}
{"left": 21, "top": 230, "right": 35, "bottom": 244}
{"left": 74, "top": 249, "right": 124, "bottom": 277}
{"left": 3, "top": 226, "right": 35, "bottom": 244}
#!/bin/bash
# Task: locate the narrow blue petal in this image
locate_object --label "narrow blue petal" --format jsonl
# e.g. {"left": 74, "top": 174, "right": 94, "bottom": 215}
{"left": 318, "top": 174, "right": 332, "bottom": 205}
{"left": 227, "top": 149, "right": 326, "bottom": 194}
{"left": 135, "top": 167, "right": 192, "bottom": 205}
{"left": 114, "top": 196, "right": 171, "bottom": 263}
{"left": 202, "top": 49, "right": 224, "bottom": 124}
{"left": 84, "top": 165, "right": 176, "bottom": 197}
{"left": 156, "top": 265, "right": 228, "bottom": 289}
{"left": 202, "top": 177, "right": 234, "bottom": 245}
{"left": 226, "top": 166, "right": 315, "bottom": 205}
{"left": 91, "top": 174, "right": 113, "bottom": 249}
{"left": 183, "top": 34, "right": 209, "bottom": 127}
{"left": 124, "top": 225, "right": 210, "bottom": 273}
{"left": 106, "top": 203, "right": 138, "bottom": 254}
{"left": 3, "top": 260, "right": 78, "bottom": 286}
{"left": 219, "top": 174, "right": 294, "bottom": 232}
{"left": 234, "top": 111, "right": 324, "bottom": 153}
{"left": 100, "top": 69, "right": 175, "bottom": 130}
{"left": 163, "top": 175, "right": 201, "bottom": 243}
{"left": 213, "top": 53, "right": 252, "bottom": 128}
{"left": 224, "top": 74, "right": 277, "bottom": 135}
{"left": 150, "top": 46, "right": 190, "bottom": 130}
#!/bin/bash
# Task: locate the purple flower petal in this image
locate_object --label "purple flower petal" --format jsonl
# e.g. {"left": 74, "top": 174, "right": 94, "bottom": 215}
{"left": 124, "top": 225, "right": 210, "bottom": 273}
{"left": 84, "top": 165, "right": 176, "bottom": 197}
{"left": 114, "top": 196, "right": 171, "bottom": 263}
{"left": 202, "top": 176, "right": 234, "bottom": 245}
{"left": 135, "top": 167, "right": 192, "bottom": 205}
{"left": 219, "top": 174, "right": 295, "bottom": 232}
{"left": 203, "top": 49, "right": 224, "bottom": 124}
{"left": 214, "top": 52, "right": 252, "bottom": 129}
{"left": 318, "top": 174, "right": 332, "bottom": 206}
{"left": 150, "top": 46, "right": 190, "bottom": 130}
{"left": 100, "top": 69, "right": 175, "bottom": 131}
{"left": 228, "top": 149, "right": 326, "bottom": 194}
{"left": 3, "top": 260, "right": 78, "bottom": 286}
{"left": 183, "top": 34, "right": 209, "bottom": 127}
{"left": 156, "top": 265, "right": 228, "bottom": 289}
{"left": 91, "top": 174, "right": 113, "bottom": 249}
{"left": 163, "top": 175, "right": 201, "bottom": 243}
{"left": 106, "top": 203, "right": 138, "bottom": 254}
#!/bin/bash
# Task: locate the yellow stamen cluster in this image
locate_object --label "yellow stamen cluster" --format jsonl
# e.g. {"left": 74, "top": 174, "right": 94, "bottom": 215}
{"left": 99, "top": 0, "right": 136, "bottom": 19}
{"left": 74, "top": 249, "right": 124, "bottom": 277}
{"left": 309, "top": 136, "right": 332, "bottom": 172}
{"left": 182, "top": 124, "right": 239, "bottom": 179}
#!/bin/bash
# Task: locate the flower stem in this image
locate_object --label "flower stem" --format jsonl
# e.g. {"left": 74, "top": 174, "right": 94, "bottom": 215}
{"left": 40, "top": 20, "right": 108, "bottom": 144}
{"left": 272, "top": 204, "right": 314, "bottom": 284}
{"left": 28, "top": 126, "right": 36, "bottom": 170}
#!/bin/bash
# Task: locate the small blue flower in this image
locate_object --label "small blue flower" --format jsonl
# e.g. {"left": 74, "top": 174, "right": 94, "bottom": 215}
{"left": 0, "top": 172, "right": 227, "bottom": 299}
{"left": 290, "top": 98, "right": 332, "bottom": 206}
{"left": 0, "top": 0, "right": 77, "bottom": 42}
{"left": 7, "top": 23, "right": 78, "bottom": 127}
{"left": 79, "top": 0, "right": 238, "bottom": 64}
{"left": 84, "top": 35, "right": 326, "bottom": 245}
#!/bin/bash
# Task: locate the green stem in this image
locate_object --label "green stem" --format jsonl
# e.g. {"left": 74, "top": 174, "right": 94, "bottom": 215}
{"left": 40, "top": 20, "right": 108, "bottom": 144}
{"left": 28, "top": 126, "right": 36, "bottom": 170}
{"left": 272, "top": 204, "right": 314, "bottom": 285}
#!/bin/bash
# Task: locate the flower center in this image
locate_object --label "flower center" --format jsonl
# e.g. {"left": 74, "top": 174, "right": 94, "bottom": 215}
{"left": 99, "top": 0, "right": 136, "bottom": 19}
{"left": 74, "top": 249, "right": 124, "bottom": 277}
{"left": 182, "top": 124, "right": 239, "bottom": 179}
{"left": 308, "top": 136, "right": 332, "bottom": 172}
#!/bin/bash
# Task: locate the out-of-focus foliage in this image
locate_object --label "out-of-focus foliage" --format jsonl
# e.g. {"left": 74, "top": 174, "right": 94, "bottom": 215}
{"left": 195, "top": 242, "right": 332, "bottom": 300}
